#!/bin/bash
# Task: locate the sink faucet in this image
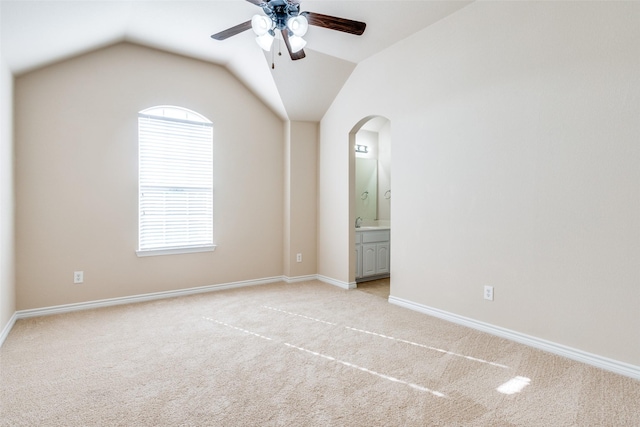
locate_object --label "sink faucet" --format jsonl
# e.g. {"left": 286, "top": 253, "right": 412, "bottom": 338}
{"left": 355, "top": 217, "right": 363, "bottom": 228}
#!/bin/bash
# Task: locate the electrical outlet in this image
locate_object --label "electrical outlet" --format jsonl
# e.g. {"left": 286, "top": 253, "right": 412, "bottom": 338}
{"left": 296, "top": 253, "right": 302, "bottom": 263}
{"left": 74, "top": 271, "right": 84, "bottom": 284}
{"left": 484, "top": 285, "right": 494, "bottom": 301}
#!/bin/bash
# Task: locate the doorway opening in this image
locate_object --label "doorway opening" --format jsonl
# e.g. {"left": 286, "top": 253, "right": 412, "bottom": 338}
{"left": 349, "top": 116, "right": 391, "bottom": 287}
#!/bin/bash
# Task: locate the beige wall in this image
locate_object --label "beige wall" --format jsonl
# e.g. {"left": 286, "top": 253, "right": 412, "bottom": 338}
{"left": 15, "top": 43, "right": 285, "bottom": 310}
{"left": 318, "top": 117, "right": 353, "bottom": 285}
{"left": 319, "top": 2, "right": 640, "bottom": 365}
{"left": 377, "top": 121, "right": 391, "bottom": 222}
{"left": 0, "top": 54, "right": 16, "bottom": 334}
{"left": 283, "top": 121, "right": 318, "bottom": 279}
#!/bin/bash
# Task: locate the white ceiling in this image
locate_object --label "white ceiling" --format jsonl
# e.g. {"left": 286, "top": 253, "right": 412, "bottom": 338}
{"left": 0, "top": 0, "right": 472, "bottom": 121}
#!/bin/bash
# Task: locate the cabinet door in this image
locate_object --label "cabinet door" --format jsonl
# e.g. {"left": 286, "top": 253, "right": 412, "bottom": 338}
{"left": 356, "top": 244, "right": 362, "bottom": 278}
{"left": 362, "top": 243, "right": 377, "bottom": 276}
{"left": 376, "top": 243, "right": 390, "bottom": 274}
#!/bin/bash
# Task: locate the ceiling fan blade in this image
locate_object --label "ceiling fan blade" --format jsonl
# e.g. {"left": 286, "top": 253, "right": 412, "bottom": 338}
{"left": 281, "top": 30, "right": 306, "bottom": 61}
{"left": 301, "top": 12, "right": 366, "bottom": 36}
{"left": 245, "top": 0, "right": 265, "bottom": 5}
{"left": 211, "top": 20, "right": 253, "bottom": 41}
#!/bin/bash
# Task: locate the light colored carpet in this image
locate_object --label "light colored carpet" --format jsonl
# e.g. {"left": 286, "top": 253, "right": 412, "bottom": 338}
{"left": 1, "top": 280, "right": 638, "bottom": 426}
{"left": 354, "top": 278, "right": 390, "bottom": 299}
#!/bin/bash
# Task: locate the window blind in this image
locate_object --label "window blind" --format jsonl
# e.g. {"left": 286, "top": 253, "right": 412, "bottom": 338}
{"left": 138, "top": 110, "right": 213, "bottom": 253}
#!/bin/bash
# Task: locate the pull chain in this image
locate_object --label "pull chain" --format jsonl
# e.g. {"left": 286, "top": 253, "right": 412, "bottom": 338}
{"left": 271, "top": 38, "right": 283, "bottom": 70}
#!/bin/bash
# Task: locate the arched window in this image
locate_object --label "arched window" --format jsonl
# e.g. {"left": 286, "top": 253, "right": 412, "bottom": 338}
{"left": 136, "top": 106, "right": 214, "bottom": 256}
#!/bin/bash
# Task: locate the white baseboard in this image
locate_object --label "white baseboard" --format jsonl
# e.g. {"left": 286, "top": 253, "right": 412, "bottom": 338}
{"left": 283, "top": 275, "right": 318, "bottom": 283}
{"left": 388, "top": 295, "right": 640, "bottom": 381}
{"left": 317, "top": 275, "right": 356, "bottom": 290}
{"left": 286, "top": 274, "right": 357, "bottom": 290}
{"left": 15, "top": 276, "right": 284, "bottom": 320}
{"left": 0, "top": 311, "right": 17, "bottom": 348}
{"left": 0, "top": 274, "right": 360, "bottom": 348}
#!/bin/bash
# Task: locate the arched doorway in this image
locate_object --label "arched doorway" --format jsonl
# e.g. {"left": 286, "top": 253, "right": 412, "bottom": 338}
{"left": 349, "top": 116, "right": 391, "bottom": 287}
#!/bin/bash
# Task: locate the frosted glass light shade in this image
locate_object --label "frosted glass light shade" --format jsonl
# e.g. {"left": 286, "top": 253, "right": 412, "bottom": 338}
{"left": 287, "top": 15, "right": 308, "bottom": 37}
{"left": 255, "top": 33, "right": 274, "bottom": 51}
{"left": 251, "top": 15, "right": 272, "bottom": 36}
{"left": 288, "top": 35, "right": 307, "bottom": 53}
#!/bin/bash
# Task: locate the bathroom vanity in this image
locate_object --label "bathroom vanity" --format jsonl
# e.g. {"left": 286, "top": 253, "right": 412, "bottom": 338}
{"left": 355, "top": 227, "right": 390, "bottom": 282}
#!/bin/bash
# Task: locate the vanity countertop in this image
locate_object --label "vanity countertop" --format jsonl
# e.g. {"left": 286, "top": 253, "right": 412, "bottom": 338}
{"left": 356, "top": 226, "right": 390, "bottom": 231}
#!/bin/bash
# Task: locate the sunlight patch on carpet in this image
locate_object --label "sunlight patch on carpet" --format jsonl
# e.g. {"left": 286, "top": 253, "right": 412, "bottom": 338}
{"left": 204, "top": 318, "right": 273, "bottom": 342}
{"left": 204, "top": 316, "right": 445, "bottom": 398}
{"left": 346, "top": 326, "right": 509, "bottom": 369}
{"left": 260, "top": 306, "right": 509, "bottom": 369}
{"left": 497, "top": 376, "right": 531, "bottom": 395}
{"left": 284, "top": 343, "right": 447, "bottom": 398}
{"left": 262, "top": 305, "right": 338, "bottom": 326}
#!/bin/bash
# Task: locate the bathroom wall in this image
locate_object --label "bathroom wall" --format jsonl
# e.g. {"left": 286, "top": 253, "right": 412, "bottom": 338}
{"left": 377, "top": 121, "right": 391, "bottom": 222}
{"left": 354, "top": 125, "right": 391, "bottom": 224}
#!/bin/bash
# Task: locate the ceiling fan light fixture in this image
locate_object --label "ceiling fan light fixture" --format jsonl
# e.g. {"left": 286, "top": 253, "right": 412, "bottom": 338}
{"left": 287, "top": 15, "right": 309, "bottom": 37}
{"left": 255, "top": 32, "right": 275, "bottom": 51}
{"left": 211, "top": 3, "right": 367, "bottom": 62}
{"left": 288, "top": 35, "right": 307, "bottom": 53}
{"left": 251, "top": 14, "right": 273, "bottom": 36}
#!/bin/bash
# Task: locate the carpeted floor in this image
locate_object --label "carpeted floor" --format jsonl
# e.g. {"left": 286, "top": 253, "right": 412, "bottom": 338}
{"left": 1, "top": 280, "right": 638, "bottom": 426}
{"left": 354, "top": 277, "right": 390, "bottom": 299}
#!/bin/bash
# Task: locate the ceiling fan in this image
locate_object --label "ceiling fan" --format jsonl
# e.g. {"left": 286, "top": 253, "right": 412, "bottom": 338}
{"left": 211, "top": 0, "right": 366, "bottom": 61}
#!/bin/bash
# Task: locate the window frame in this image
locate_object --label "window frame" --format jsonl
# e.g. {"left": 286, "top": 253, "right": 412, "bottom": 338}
{"left": 136, "top": 105, "right": 216, "bottom": 257}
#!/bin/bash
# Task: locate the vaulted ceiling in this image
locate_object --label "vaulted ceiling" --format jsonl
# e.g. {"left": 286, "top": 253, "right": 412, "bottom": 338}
{"left": 1, "top": 0, "right": 472, "bottom": 121}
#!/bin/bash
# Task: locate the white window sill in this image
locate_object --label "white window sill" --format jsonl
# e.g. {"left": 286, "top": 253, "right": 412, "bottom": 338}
{"left": 136, "top": 245, "right": 217, "bottom": 258}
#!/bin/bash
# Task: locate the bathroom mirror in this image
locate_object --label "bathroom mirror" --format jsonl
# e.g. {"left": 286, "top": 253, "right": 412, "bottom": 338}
{"left": 354, "top": 117, "right": 391, "bottom": 225}
{"left": 355, "top": 158, "right": 377, "bottom": 221}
